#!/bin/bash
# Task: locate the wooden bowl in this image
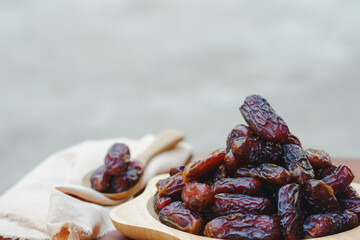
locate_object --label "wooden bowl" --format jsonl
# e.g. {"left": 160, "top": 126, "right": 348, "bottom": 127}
{"left": 110, "top": 174, "right": 360, "bottom": 240}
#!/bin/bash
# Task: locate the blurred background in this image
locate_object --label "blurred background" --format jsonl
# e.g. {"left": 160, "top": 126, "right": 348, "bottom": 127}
{"left": 1, "top": 0, "right": 360, "bottom": 194}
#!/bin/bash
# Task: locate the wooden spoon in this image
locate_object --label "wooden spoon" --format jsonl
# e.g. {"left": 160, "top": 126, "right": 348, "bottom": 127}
{"left": 81, "top": 129, "right": 185, "bottom": 200}
{"left": 110, "top": 174, "right": 360, "bottom": 240}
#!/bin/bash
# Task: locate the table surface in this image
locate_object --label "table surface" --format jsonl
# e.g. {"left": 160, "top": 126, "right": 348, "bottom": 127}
{"left": 1, "top": 157, "right": 359, "bottom": 240}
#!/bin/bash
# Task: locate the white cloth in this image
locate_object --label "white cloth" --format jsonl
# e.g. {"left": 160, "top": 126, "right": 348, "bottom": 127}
{"left": 0, "top": 135, "right": 192, "bottom": 239}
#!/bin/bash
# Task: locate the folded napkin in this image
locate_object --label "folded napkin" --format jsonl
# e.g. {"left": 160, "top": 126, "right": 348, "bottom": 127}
{"left": 0, "top": 135, "right": 192, "bottom": 239}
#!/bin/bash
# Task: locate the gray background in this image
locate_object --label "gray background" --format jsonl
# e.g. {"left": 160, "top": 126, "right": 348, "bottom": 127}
{"left": 1, "top": 0, "right": 360, "bottom": 195}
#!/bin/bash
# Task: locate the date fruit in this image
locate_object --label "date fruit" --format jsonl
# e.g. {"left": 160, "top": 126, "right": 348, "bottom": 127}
{"left": 104, "top": 143, "right": 130, "bottom": 176}
{"left": 183, "top": 149, "right": 226, "bottom": 183}
{"left": 278, "top": 183, "right": 303, "bottom": 240}
{"left": 212, "top": 193, "right": 272, "bottom": 215}
{"left": 226, "top": 124, "right": 253, "bottom": 152}
{"left": 240, "top": 95, "right": 290, "bottom": 142}
{"left": 153, "top": 192, "right": 172, "bottom": 213}
{"left": 158, "top": 173, "right": 185, "bottom": 197}
{"left": 340, "top": 197, "right": 360, "bottom": 217}
{"left": 303, "top": 211, "right": 358, "bottom": 237}
{"left": 305, "top": 148, "right": 332, "bottom": 170}
{"left": 343, "top": 185, "right": 359, "bottom": 199}
{"left": 111, "top": 161, "right": 144, "bottom": 193}
{"left": 90, "top": 165, "right": 111, "bottom": 193}
{"left": 282, "top": 144, "right": 315, "bottom": 184}
{"left": 169, "top": 165, "right": 185, "bottom": 176}
{"left": 204, "top": 213, "right": 281, "bottom": 240}
{"left": 159, "top": 201, "right": 204, "bottom": 235}
{"left": 304, "top": 179, "right": 340, "bottom": 213}
{"left": 212, "top": 177, "right": 261, "bottom": 196}
{"left": 182, "top": 182, "right": 214, "bottom": 212}
{"left": 224, "top": 151, "right": 238, "bottom": 176}
{"left": 235, "top": 163, "right": 291, "bottom": 185}
{"left": 322, "top": 165, "right": 354, "bottom": 195}
{"left": 231, "top": 136, "right": 282, "bottom": 165}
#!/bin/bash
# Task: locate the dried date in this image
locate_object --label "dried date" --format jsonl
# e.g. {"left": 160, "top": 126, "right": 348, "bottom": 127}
{"left": 90, "top": 165, "right": 111, "bottom": 193}
{"left": 322, "top": 165, "right": 354, "bottom": 195}
{"left": 212, "top": 193, "right": 272, "bottom": 215}
{"left": 318, "top": 164, "right": 337, "bottom": 179}
{"left": 182, "top": 182, "right": 214, "bottom": 212}
{"left": 235, "top": 163, "right": 291, "bottom": 185}
{"left": 304, "top": 179, "right": 340, "bottom": 213}
{"left": 286, "top": 134, "right": 302, "bottom": 146}
{"left": 343, "top": 185, "right": 359, "bottom": 199}
{"left": 303, "top": 211, "right": 358, "bottom": 237}
{"left": 153, "top": 192, "right": 172, "bottom": 213}
{"left": 158, "top": 173, "right": 185, "bottom": 197}
{"left": 305, "top": 148, "right": 332, "bottom": 170}
{"left": 240, "top": 95, "right": 290, "bottom": 142}
{"left": 282, "top": 144, "right": 315, "bottom": 184}
{"left": 212, "top": 177, "right": 261, "bottom": 196}
{"left": 169, "top": 165, "right": 185, "bottom": 176}
{"left": 104, "top": 143, "right": 130, "bottom": 176}
{"left": 183, "top": 149, "right": 226, "bottom": 183}
{"left": 278, "top": 183, "right": 303, "bottom": 240}
{"left": 226, "top": 124, "right": 253, "bottom": 152}
{"left": 231, "top": 136, "right": 282, "bottom": 165}
{"left": 159, "top": 201, "right": 204, "bottom": 235}
{"left": 111, "top": 161, "right": 143, "bottom": 193}
{"left": 204, "top": 213, "right": 281, "bottom": 240}
{"left": 340, "top": 197, "right": 360, "bottom": 217}
{"left": 224, "top": 151, "right": 238, "bottom": 176}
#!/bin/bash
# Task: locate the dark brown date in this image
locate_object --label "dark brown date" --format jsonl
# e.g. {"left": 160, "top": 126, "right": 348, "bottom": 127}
{"left": 340, "top": 197, "right": 360, "bottom": 217}
{"left": 282, "top": 144, "right": 315, "bottom": 185}
{"left": 231, "top": 136, "right": 282, "bottom": 165}
{"left": 305, "top": 148, "right": 332, "bottom": 170}
{"left": 183, "top": 149, "right": 226, "bottom": 183}
{"left": 303, "top": 211, "right": 358, "bottom": 237}
{"left": 318, "top": 164, "right": 337, "bottom": 179}
{"left": 159, "top": 201, "right": 204, "bottom": 235}
{"left": 104, "top": 143, "right": 130, "bottom": 176}
{"left": 204, "top": 213, "right": 281, "bottom": 240}
{"left": 226, "top": 124, "right": 253, "bottom": 152}
{"left": 182, "top": 182, "right": 214, "bottom": 212}
{"left": 322, "top": 165, "right": 354, "bottom": 195}
{"left": 240, "top": 95, "right": 290, "bottom": 142}
{"left": 286, "top": 134, "right": 302, "bottom": 146}
{"left": 304, "top": 179, "right": 340, "bottom": 213}
{"left": 224, "top": 151, "right": 238, "bottom": 176}
{"left": 212, "top": 177, "right": 261, "bottom": 196}
{"left": 111, "top": 161, "right": 144, "bottom": 193}
{"left": 212, "top": 193, "right": 272, "bottom": 215}
{"left": 153, "top": 192, "right": 172, "bottom": 213}
{"left": 343, "top": 185, "right": 359, "bottom": 199}
{"left": 278, "top": 183, "right": 303, "bottom": 240}
{"left": 158, "top": 173, "right": 185, "bottom": 197}
{"left": 213, "top": 164, "right": 228, "bottom": 182}
{"left": 235, "top": 163, "right": 291, "bottom": 185}
{"left": 90, "top": 165, "right": 111, "bottom": 192}
{"left": 169, "top": 165, "right": 185, "bottom": 176}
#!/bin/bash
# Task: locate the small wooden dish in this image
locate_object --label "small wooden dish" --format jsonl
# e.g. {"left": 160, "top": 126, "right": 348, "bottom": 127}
{"left": 110, "top": 174, "right": 360, "bottom": 240}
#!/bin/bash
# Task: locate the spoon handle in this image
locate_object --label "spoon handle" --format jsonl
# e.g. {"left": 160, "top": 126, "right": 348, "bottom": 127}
{"left": 134, "top": 129, "right": 185, "bottom": 166}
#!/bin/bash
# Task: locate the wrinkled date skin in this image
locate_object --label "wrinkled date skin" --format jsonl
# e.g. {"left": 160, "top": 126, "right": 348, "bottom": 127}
{"left": 104, "top": 143, "right": 130, "bottom": 176}
{"left": 224, "top": 151, "right": 238, "bottom": 176}
{"left": 169, "top": 166, "right": 185, "bottom": 176}
{"left": 212, "top": 193, "right": 272, "bottom": 216}
{"left": 204, "top": 213, "right": 281, "bottom": 240}
{"left": 231, "top": 136, "right": 282, "bottom": 165}
{"left": 226, "top": 124, "right": 253, "bottom": 152}
{"left": 153, "top": 192, "right": 173, "bottom": 213}
{"left": 304, "top": 179, "right": 340, "bottom": 213}
{"left": 305, "top": 148, "right": 332, "bottom": 170}
{"left": 159, "top": 201, "right": 204, "bottom": 235}
{"left": 182, "top": 182, "right": 214, "bottom": 212}
{"left": 240, "top": 95, "right": 290, "bottom": 143}
{"left": 111, "top": 161, "right": 144, "bottom": 192}
{"left": 158, "top": 173, "right": 185, "bottom": 197}
{"left": 322, "top": 165, "right": 354, "bottom": 195}
{"left": 235, "top": 163, "right": 291, "bottom": 185}
{"left": 183, "top": 149, "right": 226, "bottom": 183}
{"left": 318, "top": 164, "right": 337, "bottom": 179}
{"left": 278, "top": 183, "right": 303, "bottom": 240}
{"left": 303, "top": 211, "right": 358, "bottom": 237}
{"left": 286, "top": 134, "right": 302, "bottom": 146}
{"left": 212, "top": 177, "right": 261, "bottom": 196}
{"left": 90, "top": 165, "right": 111, "bottom": 192}
{"left": 282, "top": 144, "right": 315, "bottom": 185}
{"left": 340, "top": 197, "right": 360, "bottom": 217}
{"left": 343, "top": 185, "right": 359, "bottom": 199}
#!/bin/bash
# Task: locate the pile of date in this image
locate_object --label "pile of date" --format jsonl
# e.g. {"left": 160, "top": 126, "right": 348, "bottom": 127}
{"left": 153, "top": 95, "right": 360, "bottom": 240}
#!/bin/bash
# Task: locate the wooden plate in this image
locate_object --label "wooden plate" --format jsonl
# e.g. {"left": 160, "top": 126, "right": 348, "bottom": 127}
{"left": 110, "top": 174, "right": 360, "bottom": 240}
